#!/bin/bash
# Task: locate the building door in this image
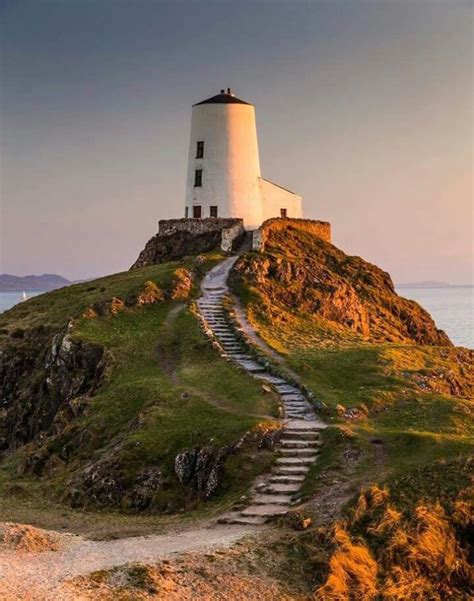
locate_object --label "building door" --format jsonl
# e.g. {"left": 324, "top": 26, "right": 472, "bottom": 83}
{"left": 210, "top": 206, "right": 218, "bottom": 218}
{"left": 193, "top": 205, "right": 202, "bottom": 218}
{"left": 280, "top": 208, "right": 287, "bottom": 218}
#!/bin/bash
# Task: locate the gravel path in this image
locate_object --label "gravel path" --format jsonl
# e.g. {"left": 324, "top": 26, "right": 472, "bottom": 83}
{"left": 0, "top": 524, "right": 255, "bottom": 600}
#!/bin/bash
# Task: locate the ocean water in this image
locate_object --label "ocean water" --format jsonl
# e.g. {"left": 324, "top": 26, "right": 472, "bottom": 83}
{"left": 1, "top": 287, "right": 472, "bottom": 348}
{"left": 0, "top": 291, "right": 45, "bottom": 313}
{"left": 397, "top": 286, "right": 473, "bottom": 349}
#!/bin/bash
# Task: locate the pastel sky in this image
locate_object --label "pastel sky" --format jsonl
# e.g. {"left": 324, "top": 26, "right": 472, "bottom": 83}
{"left": 1, "top": 0, "right": 472, "bottom": 283}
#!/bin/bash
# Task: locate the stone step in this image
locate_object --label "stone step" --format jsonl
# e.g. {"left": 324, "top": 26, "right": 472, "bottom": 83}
{"left": 269, "top": 474, "right": 305, "bottom": 485}
{"left": 285, "top": 412, "right": 314, "bottom": 419}
{"left": 236, "top": 361, "right": 266, "bottom": 373}
{"left": 280, "top": 439, "right": 319, "bottom": 448}
{"left": 200, "top": 303, "right": 223, "bottom": 306}
{"left": 285, "top": 419, "right": 326, "bottom": 431}
{"left": 217, "top": 513, "right": 267, "bottom": 526}
{"left": 279, "top": 447, "right": 319, "bottom": 458}
{"left": 274, "top": 465, "right": 310, "bottom": 476}
{"left": 283, "top": 403, "right": 311, "bottom": 410}
{"left": 265, "top": 482, "right": 301, "bottom": 495}
{"left": 276, "top": 456, "right": 318, "bottom": 466}
{"left": 252, "top": 493, "right": 293, "bottom": 506}
{"left": 280, "top": 394, "right": 306, "bottom": 402}
{"left": 283, "top": 429, "right": 320, "bottom": 440}
{"left": 253, "top": 374, "right": 287, "bottom": 385}
{"left": 285, "top": 412, "right": 308, "bottom": 418}
{"left": 241, "top": 504, "right": 289, "bottom": 517}
{"left": 275, "top": 384, "right": 301, "bottom": 394}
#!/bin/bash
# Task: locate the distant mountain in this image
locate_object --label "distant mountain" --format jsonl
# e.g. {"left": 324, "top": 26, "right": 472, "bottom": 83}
{"left": 0, "top": 273, "right": 71, "bottom": 292}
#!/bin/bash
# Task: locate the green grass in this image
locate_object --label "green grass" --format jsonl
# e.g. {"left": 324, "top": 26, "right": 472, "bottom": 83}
{"left": 0, "top": 262, "right": 189, "bottom": 337}
{"left": 234, "top": 276, "right": 473, "bottom": 501}
{"left": 0, "top": 254, "right": 280, "bottom": 522}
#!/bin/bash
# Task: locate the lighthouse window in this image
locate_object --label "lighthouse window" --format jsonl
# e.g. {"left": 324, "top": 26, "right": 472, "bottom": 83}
{"left": 280, "top": 208, "right": 287, "bottom": 218}
{"left": 193, "top": 205, "right": 202, "bottom": 218}
{"left": 194, "top": 169, "right": 202, "bottom": 187}
{"left": 210, "top": 206, "right": 218, "bottom": 218}
{"left": 196, "top": 141, "right": 204, "bottom": 158}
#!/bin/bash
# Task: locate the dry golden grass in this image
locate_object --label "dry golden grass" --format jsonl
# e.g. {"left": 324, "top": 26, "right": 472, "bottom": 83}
{"left": 315, "top": 486, "right": 473, "bottom": 600}
{"left": 315, "top": 524, "right": 378, "bottom": 600}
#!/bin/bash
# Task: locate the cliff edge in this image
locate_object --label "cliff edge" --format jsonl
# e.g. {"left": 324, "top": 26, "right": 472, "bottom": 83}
{"left": 232, "top": 221, "right": 451, "bottom": 346}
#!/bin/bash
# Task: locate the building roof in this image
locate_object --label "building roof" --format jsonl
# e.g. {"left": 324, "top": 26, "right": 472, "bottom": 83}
{"left": 194, "top": 88, "right": 252, "bottom": 106}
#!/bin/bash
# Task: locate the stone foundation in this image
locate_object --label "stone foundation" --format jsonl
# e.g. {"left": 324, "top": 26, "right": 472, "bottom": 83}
{"left": 252, "top": 218, "right": 331, "bottom": 252}
{"left": 131, "top": 218, "right": 245, "bottom": 269}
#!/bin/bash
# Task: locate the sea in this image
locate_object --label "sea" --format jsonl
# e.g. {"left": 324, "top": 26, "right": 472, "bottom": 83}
{"left": 0, "top": 286, "right": 472, "bottom": 348}
{"left": 396, "top": 285, "right": 473, "bottom": 349}
{"left": 0, "top": 291, "right": 45, "bottom": 313}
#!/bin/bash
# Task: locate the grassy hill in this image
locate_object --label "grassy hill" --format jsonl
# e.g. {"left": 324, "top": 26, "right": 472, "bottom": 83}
{"left": 0, "top": 253, "right": 279, "bottom": 527}
{"left": 0, "top": 224, "right": 471, "bottom": 596}
{"left": 230, "top": 224, "right": 473, "bottom": 599}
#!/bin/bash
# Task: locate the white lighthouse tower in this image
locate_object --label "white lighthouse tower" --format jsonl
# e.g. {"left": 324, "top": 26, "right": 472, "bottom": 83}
{"left": 185, "top": 88, "right": 302, "bottom": 230}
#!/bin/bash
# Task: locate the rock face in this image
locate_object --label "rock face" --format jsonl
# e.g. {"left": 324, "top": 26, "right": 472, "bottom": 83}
{"left": 232, "top": 224, "right": 451, "bottom": 346}
{"left": 0, "top": 325, "right": 107, "bottom": 451}
{"left": 131, "top": 218, "right": 245, "bottom": 269}
{"left": 67, "top": 443, "right": 163, "bottom": 510}
{"left": 174, "top": 446, "right": 232, "bottom": 499}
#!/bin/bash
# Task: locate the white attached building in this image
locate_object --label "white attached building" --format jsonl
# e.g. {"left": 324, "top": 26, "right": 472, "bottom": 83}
{"left": 185, "top": 88, "right": 302, "bottom": 230}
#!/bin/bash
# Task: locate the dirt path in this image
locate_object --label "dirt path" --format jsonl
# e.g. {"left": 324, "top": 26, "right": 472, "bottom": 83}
{"left": 0, "top": 523, "right": 256, "bottom": 600}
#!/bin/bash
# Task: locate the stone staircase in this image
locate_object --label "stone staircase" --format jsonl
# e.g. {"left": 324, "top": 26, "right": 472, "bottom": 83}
{"left": 196, "top": 257, "right": 326, "bottom": 526}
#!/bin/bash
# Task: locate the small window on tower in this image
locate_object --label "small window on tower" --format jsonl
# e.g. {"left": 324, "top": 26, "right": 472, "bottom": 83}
{"left": 193, "top": 205, "right": 202, "bottom": 218}
{"left": 196, "top": 141, "right": 204, "bottom": 159}
{"left": 210, "top": 206, "right": 218, "bottom": 218}
{"left": 194, "top": 169, "right": 202, "bottom": 187}
{"left": 280, "top": 208, "right": 287, "bottom": 218}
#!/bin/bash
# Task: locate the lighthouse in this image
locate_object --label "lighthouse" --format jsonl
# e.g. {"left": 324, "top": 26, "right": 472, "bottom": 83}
{"left": 185, "top": 88, "right": 302, "bottom": 230}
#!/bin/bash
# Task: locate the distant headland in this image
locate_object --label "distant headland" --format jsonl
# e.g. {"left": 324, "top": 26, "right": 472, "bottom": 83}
{"left": 0, "top": 273, "right": 71, "bottom": 292}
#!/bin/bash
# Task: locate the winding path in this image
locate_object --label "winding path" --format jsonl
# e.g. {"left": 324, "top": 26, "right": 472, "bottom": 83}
{"left": 0, "top": 524, "right": 254, "bottom": 600}
{"left": 0, "top": 255, "right": 326, "bottom": 599}
{"left": 197, "top": 257, "right": 326, "bottom": 525}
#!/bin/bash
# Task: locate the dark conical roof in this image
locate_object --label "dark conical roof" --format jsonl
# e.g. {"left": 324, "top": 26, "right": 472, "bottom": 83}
{"left": 194, "top": 88, "right": 252, "bottom": 106}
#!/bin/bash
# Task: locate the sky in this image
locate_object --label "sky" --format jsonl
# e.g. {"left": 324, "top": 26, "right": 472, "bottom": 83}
{"left": 1, "top": 0, "right": 472, "bottom": 283}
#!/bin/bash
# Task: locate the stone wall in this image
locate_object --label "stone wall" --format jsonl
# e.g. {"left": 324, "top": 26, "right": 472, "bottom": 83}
{"left": 131, "top": 218, "right": 245, "bottom": 269}
{"left": 252, "top": 218, "right": 331, "bottom": 252}
{"left": 158, "top": 218, "right": 243, "bottom": 237}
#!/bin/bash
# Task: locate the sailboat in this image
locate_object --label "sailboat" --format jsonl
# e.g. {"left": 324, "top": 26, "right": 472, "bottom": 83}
{"left": 20, "top": 291, "right": 28, "bottom": 302}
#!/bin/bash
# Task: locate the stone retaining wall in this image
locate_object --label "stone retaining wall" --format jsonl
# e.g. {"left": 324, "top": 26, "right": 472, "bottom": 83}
{"left": 131, "top": 218, "right": 245, "bottom": 269}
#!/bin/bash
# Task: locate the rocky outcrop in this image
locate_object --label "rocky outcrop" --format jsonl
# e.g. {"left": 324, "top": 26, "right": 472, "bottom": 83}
{"left": 0, "top": 325, "right": 107, "bottom": 451}
{"left": 67, "top": 444, "right": 163, "bottom": 510}
{"left": 252, "top": 218, "right": 331, "bottom": 251}
{"left": 131, "top": 218, "right": 245, "bottom": 269}
{"left": 174, "top": 446, "right": 232, "bottom": 500}
{"left": 233, "top": 226, "right": 451, "bottom": 346}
